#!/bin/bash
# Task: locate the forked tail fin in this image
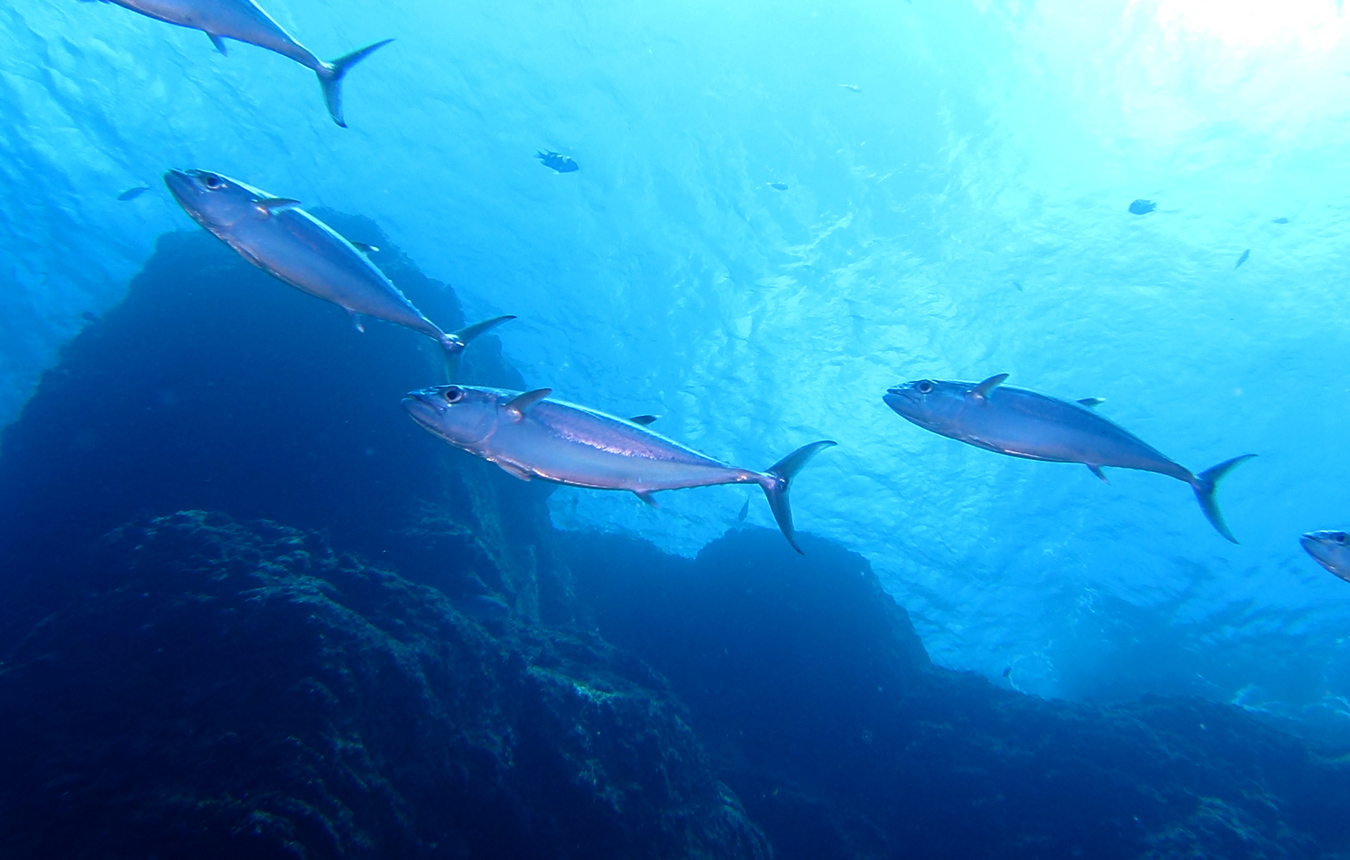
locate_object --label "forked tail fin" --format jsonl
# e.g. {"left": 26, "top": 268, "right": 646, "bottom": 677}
{"left": 318, "top": 39, "right": 394, "bottom": 127}
{"left": 439, "top": 314, "right": 516, "bottom": 380}
{"left": 758, "top": 440, "right": 836, "bottom": 554}
{"left": 1190, "top": 454, "right": 1256, "bottom": 543}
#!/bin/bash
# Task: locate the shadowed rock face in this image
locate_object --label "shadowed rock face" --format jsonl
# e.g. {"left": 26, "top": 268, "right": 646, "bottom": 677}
{"left": 567, "top": 528, "right": 1350, "bottom": 860}
{"left": 0, "top": 511, "right": 769, "bottom": 860}
{"left": 0, "top": 216, "right": 572, "bottom": 640}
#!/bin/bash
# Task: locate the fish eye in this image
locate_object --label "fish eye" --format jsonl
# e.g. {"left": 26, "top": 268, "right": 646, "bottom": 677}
{"left": 203, "top": 174, "right": 223, "bottom": 190}
{"left": 916, "top": 380, "right": 934, "bottom": 394}
{"left": 443, "top": 386, "right": 464, "bottom": 404}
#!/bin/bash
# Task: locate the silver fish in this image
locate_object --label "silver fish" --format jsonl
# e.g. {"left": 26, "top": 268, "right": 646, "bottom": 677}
{"left": 883, "top": 374, "right": 1254, "bottom": 543}
{"left": 1301, "top": 531, "right": 1350, "bottom": 582}
{"left": 165, "top": 169, "right": 512, "bottom": 377}
{"left": 403, "top": 384, "right": 835, "bottom": 553}
{"left": 91, "top": 0, "right": 390, "bottom": 126}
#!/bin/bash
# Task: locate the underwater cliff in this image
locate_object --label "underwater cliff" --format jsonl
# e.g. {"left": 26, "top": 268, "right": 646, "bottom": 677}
{"left": 2, "top": 230, "right": 1348, "bottom": 858}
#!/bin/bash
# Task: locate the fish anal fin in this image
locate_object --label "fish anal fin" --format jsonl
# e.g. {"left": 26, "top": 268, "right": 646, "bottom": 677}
{"left": 208, "top": 33, "right": 228, "bottom": 55}
{"left": 1087, "top": 464, "right": 1108, "bottom": 483}
{"left": 349, "top": 312, "right": 366, "bottom": 333}
{"left": 634, "top": 490, "right": 659, "bottom": 508}
{"left": 1078, "top": 397, "right": 1105, "bottom": 408}
{"left": 630, "top": 414, "right": 658, "bottom": 426}
{"left": 495, "top": 460, "right": 533, "bottom": 481}
{"left": 254, "top": 197, "right": 300, "bottom": 218}
{"left": 972, "top": 373, "right": 1009, "bottom": 401}
{"left": 504, "top": 388, "right": 551, "bottom": 421}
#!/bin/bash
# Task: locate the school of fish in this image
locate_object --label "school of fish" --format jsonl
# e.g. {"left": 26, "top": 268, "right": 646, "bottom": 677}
{"left": 86, "top": 0, "right": 1344, "bottom": 574}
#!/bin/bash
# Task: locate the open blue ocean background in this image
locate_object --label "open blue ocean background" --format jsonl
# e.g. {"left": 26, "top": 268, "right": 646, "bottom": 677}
{"left": 5, "top": 0, "right": 1350, "bottom": 748}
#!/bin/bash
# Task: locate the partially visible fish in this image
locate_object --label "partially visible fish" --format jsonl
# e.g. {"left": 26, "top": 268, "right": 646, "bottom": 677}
{"left": 117, "top": 185, "right": 150, "bottom": 201}
{"left": 536, "top": 151, "right": 579, "bottom": 173}
{"left": 839, "top": 84, "right": 861, "bottom": 93}
{"left": 768, "top": 182, "right": 788, "bottom": 191}
{"left": 403, "top": 384, "right": 835, "bottom": 553}
{"left": 1273, "top": 217, "right": 1289, "bottom": 224}
{"left": 1128, "top": 199, "right": 1156, "bottom": 215}
{"left": 90, "top": 0, "right": 390, "bottom": 126}
{"left": 164, "top": 168, "right": 512, "bottom": 377}
{"left": 1235, "top": 249, "right": 1250, "bottom": 269}
{"left": 883, "top": 374, "right": 1255, "bottom": 542}
{"left": 1301, "top": 531, "right": 1350, "bottom": 582}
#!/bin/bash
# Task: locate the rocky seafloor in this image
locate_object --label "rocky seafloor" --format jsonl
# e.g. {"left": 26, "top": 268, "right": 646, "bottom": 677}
{"left": 1, "top": 221, "right": 1348, "bottom": 859}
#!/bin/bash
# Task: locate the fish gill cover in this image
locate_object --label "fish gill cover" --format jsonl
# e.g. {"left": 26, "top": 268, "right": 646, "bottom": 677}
{"left": 2, "top": 0, "right": 1350, "bottom": 734}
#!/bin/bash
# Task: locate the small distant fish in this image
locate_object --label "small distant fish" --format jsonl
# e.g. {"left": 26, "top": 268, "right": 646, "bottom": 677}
{"left": 1128, "top": 199, "right": 1156, "bottom": 215}
{"left": 117, "top": 185, "right": 150, "bottom": 201}
{"left": 164, "top": 168, "right": 513, "bottom": 378}
{"left": 1001, "top": 667, "right": 1011, "bottom": 679}
{"left": 1235, "top": 249, "right": 1250, "bottom": 269}
{"left": 1012, "top": 281, "right": 1023, "bottom": 292}
{"left": 839, "top": 84, "right": 861, "bottom": 93}
{"left": 1301, "top": 531, "right": 1350, "bottom": 582}
{"left": 768, "top": 182, "right": 788, "bottom": 191}
{"left": 403, "top": 385, "right": 835, "bottom": 553}
{"left": 91, "top": 0, "right": 391, "bottom": 126}
{"left": 80, "top": 311, "right": 98, "bottom": 323}
{"left": 737, "top": 498, "right": 749, "bottom": 523}
{"left": 461, "top": 593, "right": 512, "bottom": 622}
{"left": 536, "top": 150, "right": 578, "bottom": 173}
{"left": 883, "top": 374, "right": 1255, "bottom": 542}
{"left": 1272, "top": 217, "right": 1289, "bottom": 224}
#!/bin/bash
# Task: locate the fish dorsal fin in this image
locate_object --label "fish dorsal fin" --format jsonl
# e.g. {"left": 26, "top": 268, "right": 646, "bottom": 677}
{"left": 504, "top": 388, "right": 551, "bottom": 421}
{"left": 208, "top": 33, "right": 228, "bottom": 55}
{"left": 350, "top": 241, "right": 380, "bottom": 254}
{"left": 254, "top": 197, "right": 300, "bottom": 218}
{"left": 971, "top": 373, "right": 1009, "bottom": 401}
{"left": 1077, "top": 397, "right": 1105, "bottom": 408}
{"left": 630, "top": 414, "right": 658, "bottom": 426}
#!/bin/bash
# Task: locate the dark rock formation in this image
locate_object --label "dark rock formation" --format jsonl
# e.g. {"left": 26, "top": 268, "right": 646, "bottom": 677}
{"left": 0, "top": 217, "right": 573, "bottom": 645}
{"left": 567, "top": 527, "right": 1350, "bottom": 860}
{"left": 0, "top": 511, "right": 769, "bottom": 859}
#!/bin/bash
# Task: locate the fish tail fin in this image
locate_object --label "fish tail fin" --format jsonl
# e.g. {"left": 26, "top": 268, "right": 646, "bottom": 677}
{"left": 1190, "top": 454, "right": 1256, "bottom": 543}
{"left": 757, "top": 440, "right": 836, "bottom": 554}
{"left": 439, "top": 314, "right": 516, "bottom": 381}
{"left": 318, "top": 39, "right": 394, "bottom": 127}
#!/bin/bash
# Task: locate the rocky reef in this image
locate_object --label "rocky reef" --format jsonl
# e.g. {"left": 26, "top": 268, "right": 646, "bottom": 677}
{"left": 2, "top": 222, "right": 1349, "bottom": 858}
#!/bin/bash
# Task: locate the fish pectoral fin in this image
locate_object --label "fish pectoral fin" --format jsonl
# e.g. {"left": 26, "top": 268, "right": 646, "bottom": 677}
{"left": 207, "top": 33, "right": 228, "bottom": 55}
{"left": 972, "top": 373, "right": 1009, "bottom": 401}
{"left": 349, "top": 312, "right": 366, "bottom": 333}
{"left": 495, "top": 460, "right": 533, "bottom": 481}
{"left": 253, "top": 197, "right": 301, "bottom": 218}
{"left": 634, "top": 490, "right": 660, "bottom": 508}
{"left": 1087, "top": 464, "right": 1109, "bottom": 483}
{"left": 504, "top": 388, "right": 551, "bottom": 422}
{"left": 1077, "top": 397, "right": 1105, "bottom": 408}
{"left": 350, "top": 241, "right": 380, "bottom": 254}
{"left": 629, "top": 414, "right": 659, "bottom": 426}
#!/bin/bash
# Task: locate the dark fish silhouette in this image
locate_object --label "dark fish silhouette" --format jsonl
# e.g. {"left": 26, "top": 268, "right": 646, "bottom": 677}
{"left": 117, "top": 185, "right": 150, "bottom": 201}
{"left": 1128, "top": 199, "right": 1156, "bottom": 215}
{"left": 1235, "top": 249, "right": 1250, "bottom": 269}
{"left": 536, "top": 151, "right": 578, "bottom": 173}
{"left": 768, "top": 182, "right": 788, "bottom": 191}
{"left": 884, "top": 374, "right": 1254, "bottom": 543}
{"left": 1273, "top": 217, "right": 1289, "bottom": 224}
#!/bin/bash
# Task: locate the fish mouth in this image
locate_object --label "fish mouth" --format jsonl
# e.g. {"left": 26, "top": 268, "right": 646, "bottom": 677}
{"left": 401, "top": 391, "right": 445, "bottom": 427}
{"left": 883, "top": 390, "right": 916, "bottom": 414}
{"left": 162, "top": 169, "right": 197, "bottom": 206}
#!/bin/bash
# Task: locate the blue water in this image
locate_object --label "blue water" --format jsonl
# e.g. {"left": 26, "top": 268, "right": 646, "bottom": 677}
{"left": 4, "top": 0, "right": 1350, "bottom": 738}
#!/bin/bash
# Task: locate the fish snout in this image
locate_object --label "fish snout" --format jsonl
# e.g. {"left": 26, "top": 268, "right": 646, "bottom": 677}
{"left": 401, "top": 390, "right": 446, "bottom": 423}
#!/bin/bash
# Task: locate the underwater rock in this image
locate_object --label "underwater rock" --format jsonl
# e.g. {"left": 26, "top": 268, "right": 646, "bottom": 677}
{"left": 0, "top": 511, "right": 770, "bottom": 860}
{"left": 569, "top": 526, "right": 1350, "bottom": 860}
{"left": 0, "top": 218, "right": 574, "bottom": 641}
